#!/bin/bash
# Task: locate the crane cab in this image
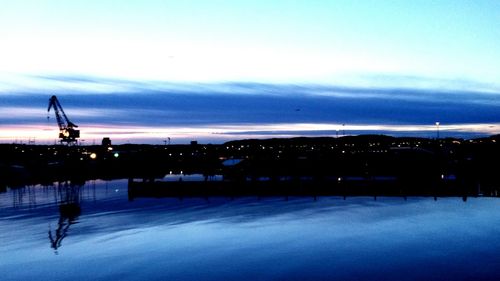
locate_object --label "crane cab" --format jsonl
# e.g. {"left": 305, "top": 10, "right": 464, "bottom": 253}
{"left": 59, "top": 128, "right": 80, "bottom": 142}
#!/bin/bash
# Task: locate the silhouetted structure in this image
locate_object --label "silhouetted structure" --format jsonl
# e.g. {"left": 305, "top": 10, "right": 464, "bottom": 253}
{"left": 102, "top": 137, "right": 112, "bottom": 147}
{"left": 47, "top": 95, "right": 80, "bottom": 144}
{"left": 1, "top": 135, "right": 500, "bottom": 197}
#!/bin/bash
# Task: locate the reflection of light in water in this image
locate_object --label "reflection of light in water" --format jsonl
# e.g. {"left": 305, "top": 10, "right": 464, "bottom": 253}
{"left": 2, "top": 179, "right": 500, "bottom": 281}
{"left": 162, "top": 173, "right": 223, "bottom": 182}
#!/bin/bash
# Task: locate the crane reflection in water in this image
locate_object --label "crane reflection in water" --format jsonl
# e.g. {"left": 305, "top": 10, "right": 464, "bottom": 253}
{"left": 48, "top": 181, "right": 83, "bottom": 254}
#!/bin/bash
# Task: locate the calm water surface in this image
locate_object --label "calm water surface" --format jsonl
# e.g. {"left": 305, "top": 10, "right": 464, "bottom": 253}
{"left": 1, "top": 180, "right": 499, "bottom": 281}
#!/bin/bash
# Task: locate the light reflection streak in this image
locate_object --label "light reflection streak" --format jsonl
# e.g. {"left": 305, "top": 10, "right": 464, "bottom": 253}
{"left": 1, "top": 123, "right": 499, "bottom": 144}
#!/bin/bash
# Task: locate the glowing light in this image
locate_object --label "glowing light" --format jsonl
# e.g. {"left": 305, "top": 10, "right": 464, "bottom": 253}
{"left": 90, "top": 153, "right": 97, "bottom": 159}
{"left": 113, "top": 152, "right": 119, "bottom": 158}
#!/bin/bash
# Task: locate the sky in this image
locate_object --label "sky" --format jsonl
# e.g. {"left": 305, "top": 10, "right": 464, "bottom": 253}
{"left": 0, "top": 0, "right": 499, "bottom": 144}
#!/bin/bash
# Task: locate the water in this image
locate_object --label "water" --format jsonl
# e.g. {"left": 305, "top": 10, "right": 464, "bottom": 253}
{"left": 1, "top": 180, "right": 499, "bottom": 281}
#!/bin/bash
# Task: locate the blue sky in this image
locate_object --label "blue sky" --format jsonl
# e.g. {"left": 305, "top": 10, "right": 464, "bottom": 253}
{"left": 1, "top": 1, "right": 499, "bottom": 143}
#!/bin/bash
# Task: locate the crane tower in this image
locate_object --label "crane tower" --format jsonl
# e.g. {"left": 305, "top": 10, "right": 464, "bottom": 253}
{"left": 47, "top": 95, "right": 80, "bottom": 144}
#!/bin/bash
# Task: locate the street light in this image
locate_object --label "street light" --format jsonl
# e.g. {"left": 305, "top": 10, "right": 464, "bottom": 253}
{"left": 435, "top": 122, "right": 440, "bottom": 139}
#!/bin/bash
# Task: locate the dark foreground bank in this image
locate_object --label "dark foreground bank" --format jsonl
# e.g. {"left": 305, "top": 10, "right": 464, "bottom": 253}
{"left": 1, "top": 135, "right": 500, "bottom": 197}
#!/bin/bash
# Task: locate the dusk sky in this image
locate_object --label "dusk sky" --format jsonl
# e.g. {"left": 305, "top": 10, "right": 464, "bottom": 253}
{"left": 1, "top": 0, "right": 499, "bottom": 144}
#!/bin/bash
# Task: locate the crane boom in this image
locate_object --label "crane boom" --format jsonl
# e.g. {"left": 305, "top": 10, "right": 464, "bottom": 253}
{"left": 47, "top": 95, "right": 80, "bottom": 144}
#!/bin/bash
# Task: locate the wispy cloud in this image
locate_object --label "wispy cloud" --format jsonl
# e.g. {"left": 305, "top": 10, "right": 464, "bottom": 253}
{"left": 2, "top": 73, "right": 500, "bottom": 95}
{"left": 2, "top": 73, "right": 500, "bottom": 143}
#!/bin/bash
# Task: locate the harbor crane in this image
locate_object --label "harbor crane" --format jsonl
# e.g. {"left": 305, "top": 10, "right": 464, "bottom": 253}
{"left": 47, "top": 95, "right": 80, "bottom": 144}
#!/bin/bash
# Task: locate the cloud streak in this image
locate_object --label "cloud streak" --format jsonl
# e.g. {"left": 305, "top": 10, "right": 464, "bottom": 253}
{"left": 2, "top": 122, "right": 499, "bottom": 144}
{"left": 1, "top": 74, "right": 500, "bottom": 143}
